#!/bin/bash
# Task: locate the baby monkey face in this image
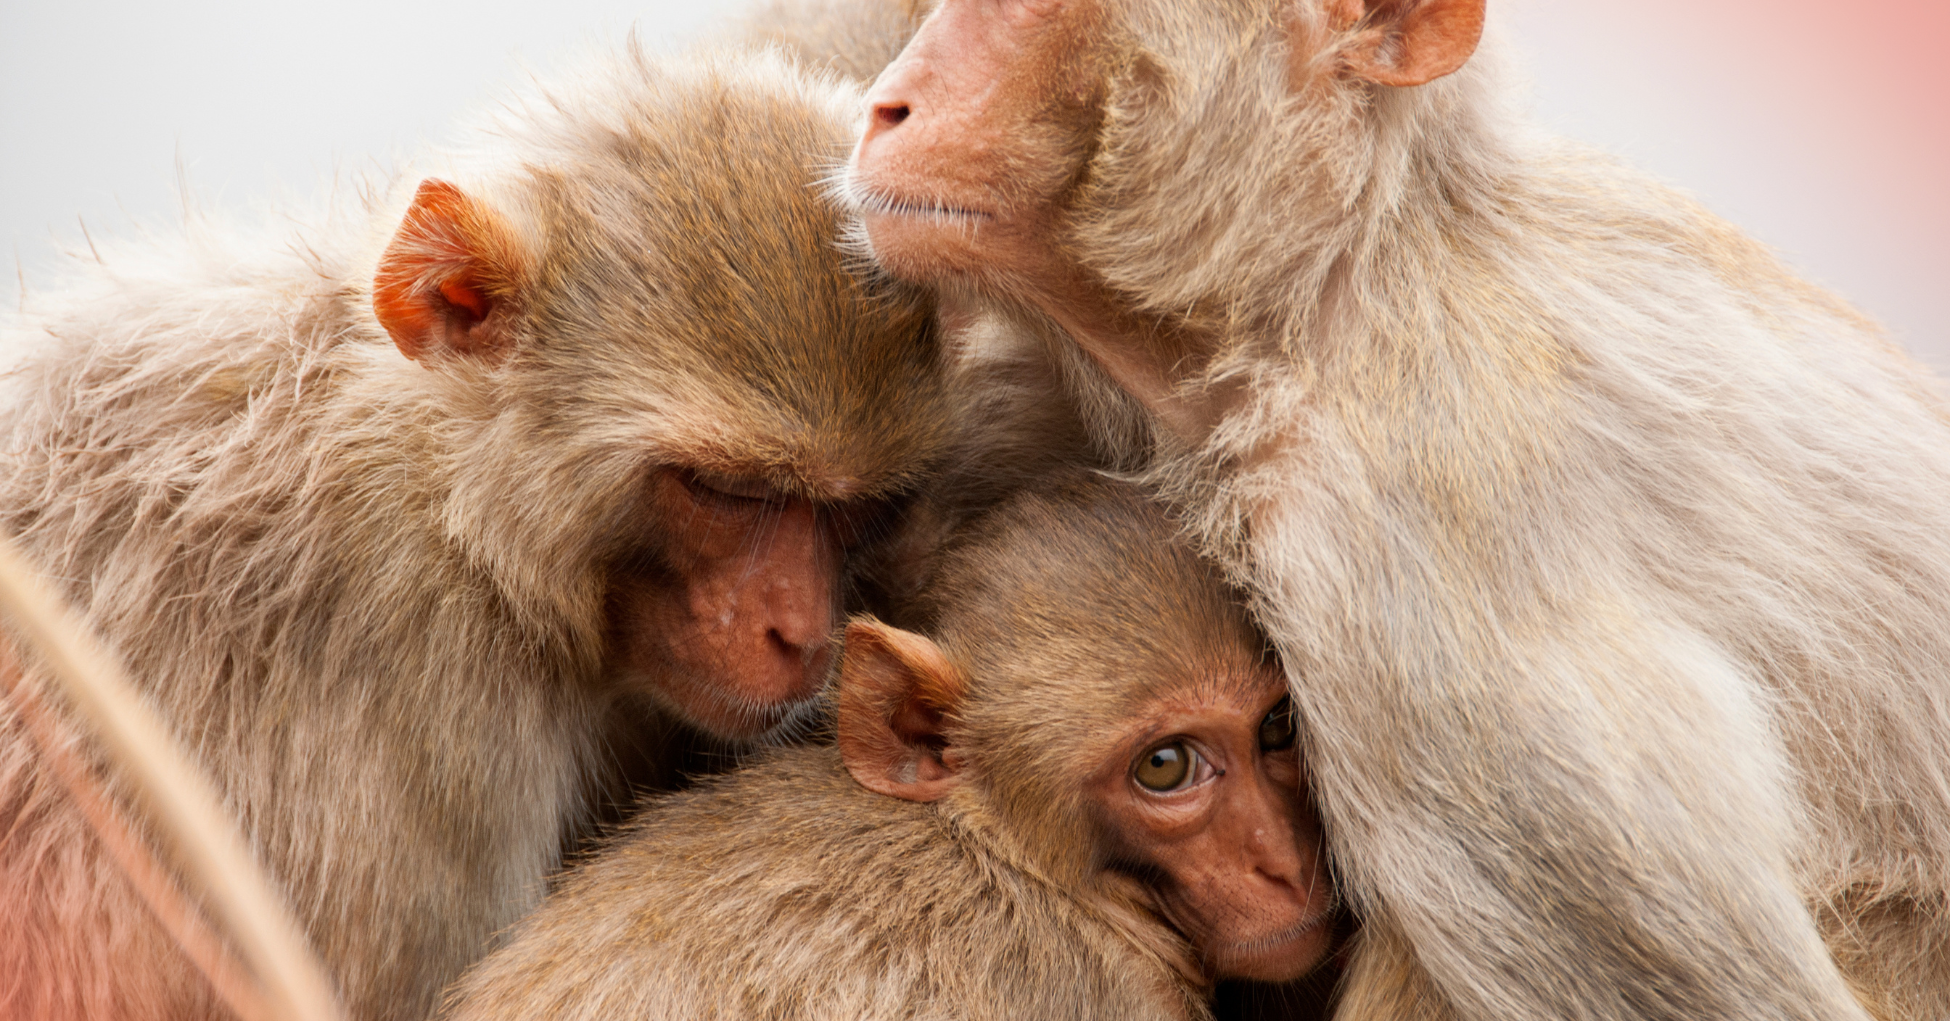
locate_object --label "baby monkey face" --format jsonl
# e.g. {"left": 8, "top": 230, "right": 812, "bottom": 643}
{"left": 1092, "top": 674, "right": 1335, "bottom": 984}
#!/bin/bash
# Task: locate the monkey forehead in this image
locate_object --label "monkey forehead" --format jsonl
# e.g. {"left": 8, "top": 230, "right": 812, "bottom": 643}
{"left": 487, "top": 51, "right": 956, "bottom": 491}
{"left": 930, "top": 475, "right": 1272, "bottom": 714}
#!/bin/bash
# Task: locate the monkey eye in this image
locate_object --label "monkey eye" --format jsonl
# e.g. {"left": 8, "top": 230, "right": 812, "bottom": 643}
{"left": 1259, "top": 697, "right": 1296, "bottom": 753}
{"left": 683, "top": 469, "right": 778, "bottom": 504}
{"left": 1133, "top": 741, "right": 1199, "bottom": 792}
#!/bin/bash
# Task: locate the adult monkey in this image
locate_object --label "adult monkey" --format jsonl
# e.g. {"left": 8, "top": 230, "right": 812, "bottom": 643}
{"left": 0, "top": 50, "right": 951, "bottom": 1021}
{"left": 845, "top": 2, "right": 1950, "bottom": 1021}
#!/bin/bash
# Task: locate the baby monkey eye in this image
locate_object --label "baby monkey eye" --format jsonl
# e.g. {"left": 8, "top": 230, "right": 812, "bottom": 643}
{"left": 1259, "top": 697, "right": 1296, "bottom": 752}
{"left": 1134, "top": 741, "right": 1197, "bottom": 792}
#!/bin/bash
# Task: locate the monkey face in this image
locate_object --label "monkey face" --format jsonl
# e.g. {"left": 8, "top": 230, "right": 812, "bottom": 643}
{"left": 369, "top": 58, "right": 954, "bottom": 748}
{"left": 1091, "top": 680, "right": 1336, "bottom": 984}
{"left": 602, "top": 468, "right": 903, "bottom": 741}
{"left": 843, "top": 0, "right": 1110, "bottom": 288}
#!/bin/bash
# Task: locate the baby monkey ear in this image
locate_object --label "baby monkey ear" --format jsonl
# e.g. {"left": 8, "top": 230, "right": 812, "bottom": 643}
{"left": 837, "top": 618, "right": 968, "bottom": 802}
{"left": 1309, "top": 0, "right": 1485, "bottom": 88}
{"left": 373, "top": 179, "right": 530, "bottom": 364}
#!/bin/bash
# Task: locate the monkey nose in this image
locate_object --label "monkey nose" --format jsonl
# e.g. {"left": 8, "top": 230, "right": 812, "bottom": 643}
{"left": 860, "top": 99, "right": 912, "bottom": 151}
{"left": 743, "top": 624, "right": 833, "bottom": 707}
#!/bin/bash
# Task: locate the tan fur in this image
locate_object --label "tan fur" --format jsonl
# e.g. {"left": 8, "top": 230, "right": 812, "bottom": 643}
{"left": 0, "top": 48, "right": 954, "bottom": 1021}
{"left": 440, "top": 477, "right": 1284, "bottom": 1021}
{"left": 439, "top": 745, "right": 1206, "bottom": 1021}
{"left": 845, "top": 2, "right": 1950, "bottom": 1019}
{"left": 729, "top": 0, "right": 929, "bottom": 82}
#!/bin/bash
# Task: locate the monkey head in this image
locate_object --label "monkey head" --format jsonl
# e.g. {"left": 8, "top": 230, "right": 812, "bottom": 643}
{"left": 836, "top": 477, "right": 1336, "bottom": 984}
{"left": 841, "top": 0, "right": 1486, "bottom": 426}
{"left": 369, "top": 54, "right": 953, "bottom": 740}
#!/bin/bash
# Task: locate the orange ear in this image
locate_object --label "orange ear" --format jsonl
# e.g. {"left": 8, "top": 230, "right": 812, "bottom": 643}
{"left": 372, "top": 179, "right": 528, "bottom": 363}
{"left": 836, "top": 618, "right": 968, "bottom": 802}
{"left": 1319, "top": 0, "right": 1485, "bottom": 88}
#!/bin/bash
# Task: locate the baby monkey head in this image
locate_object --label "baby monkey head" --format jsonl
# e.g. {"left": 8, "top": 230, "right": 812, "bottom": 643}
{"left": 837, "top": 475, "right": 1336, "bottom": 984}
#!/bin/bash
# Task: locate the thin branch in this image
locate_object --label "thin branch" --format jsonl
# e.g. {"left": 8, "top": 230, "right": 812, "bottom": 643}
{"left": 0, "top": 537, "right": 343, "bottom": 1021}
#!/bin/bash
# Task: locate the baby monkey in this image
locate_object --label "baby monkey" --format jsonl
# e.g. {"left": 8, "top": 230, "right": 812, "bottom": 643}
{"left": 441, "top": 475, "right": 1334, "bottom": 1020}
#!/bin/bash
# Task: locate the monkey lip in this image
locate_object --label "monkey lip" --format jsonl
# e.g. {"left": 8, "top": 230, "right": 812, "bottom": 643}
{"left": 847, "top": 185, "right": 995, "bottom": 224}
{"left": 1205, "top": 906, "right": 1337, "bottom": 979}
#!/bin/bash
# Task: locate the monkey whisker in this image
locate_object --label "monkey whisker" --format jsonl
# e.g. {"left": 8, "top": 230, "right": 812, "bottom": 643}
{"left": 1210, "top": 902, "right": 1339, "bottom": 960}
{"left": 831, "top": 178, "right": 994, "bottom": 226}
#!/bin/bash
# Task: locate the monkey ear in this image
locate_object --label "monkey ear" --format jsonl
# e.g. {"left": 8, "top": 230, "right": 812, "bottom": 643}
{"left": 1313, "top": 0, "right": 1485, "bottom": 88}
{"left": 837, "top": 618, "right": 968, "bottom": 803}
{"left": 372, "top": 179, "right": 530, "bottom": 364}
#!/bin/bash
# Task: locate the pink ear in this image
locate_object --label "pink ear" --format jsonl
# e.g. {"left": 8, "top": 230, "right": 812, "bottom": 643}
{"left": 1316, "top": 0, "right": 1485, "bottom": 88}
{"left": 372, "top": 179, "right": 528, "bottom": 363}
{"left": 836, "top": 618, "right": 967, "bottom": 803}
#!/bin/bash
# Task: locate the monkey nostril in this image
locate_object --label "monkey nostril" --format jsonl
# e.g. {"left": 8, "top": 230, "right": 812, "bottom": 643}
{"left": 873, "top": 103, "right": 911, "bottom": 128}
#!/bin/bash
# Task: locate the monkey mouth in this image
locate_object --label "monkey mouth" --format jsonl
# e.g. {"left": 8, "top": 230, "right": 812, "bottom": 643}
{"left": 1224, "top": 911, "right": 1331, "bottom": 955}
{"left": 839, "top": 182, "right": 995, "bottom": 225}
{"left": 1205, "top": 899, "right": 1340, "bottom": 971}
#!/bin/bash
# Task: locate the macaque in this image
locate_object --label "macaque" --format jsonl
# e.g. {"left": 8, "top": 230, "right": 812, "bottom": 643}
{"left": 844, "top": 2, "right": 1950, "bottom": 1020}
{"left": 0, "top": 47, "right": 957, "bottom": 1021}
{"left": 439, "top": 475, "right": 1336, "bottom": 1020}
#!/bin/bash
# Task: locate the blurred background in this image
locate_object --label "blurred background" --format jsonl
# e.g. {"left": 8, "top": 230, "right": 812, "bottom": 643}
{"left": 2, "top": 0, "right": 1945, "bottom": 367}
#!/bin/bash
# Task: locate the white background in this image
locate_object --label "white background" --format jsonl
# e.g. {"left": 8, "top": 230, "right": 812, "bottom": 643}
{"left": 2, "top": 1, "right": 1944, "bottom": 367}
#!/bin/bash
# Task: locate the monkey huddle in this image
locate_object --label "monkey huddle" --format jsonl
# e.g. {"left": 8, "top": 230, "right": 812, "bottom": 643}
{"left": 0, "top": 26, "right": 1335, "bottom": 1021}
{"left": 10, "top": 1, "right": 1950, "bottom": 1021}
{"left": 443, "top": 475, "right": 1335, "bottom": 1020}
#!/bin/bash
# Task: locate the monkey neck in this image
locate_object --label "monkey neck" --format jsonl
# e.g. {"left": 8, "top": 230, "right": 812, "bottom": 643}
{"left": 1011, "top": 261, "right": 1234, "bottom": 448}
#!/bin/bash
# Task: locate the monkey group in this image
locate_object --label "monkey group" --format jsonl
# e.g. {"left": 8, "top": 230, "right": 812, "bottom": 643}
{"left": 2, "top": 1, "right": 1945, "bottom": 1020}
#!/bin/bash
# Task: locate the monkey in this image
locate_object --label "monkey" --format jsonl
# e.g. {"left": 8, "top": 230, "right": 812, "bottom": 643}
{"left": 840, "top": 2, "right": 1950, "bottom": 1020}
{"left": 0, "top": 46, "right": 961, "bottom": 1021}
{"left": 437, "top": 474, "right": 1337, "bottom": 1021}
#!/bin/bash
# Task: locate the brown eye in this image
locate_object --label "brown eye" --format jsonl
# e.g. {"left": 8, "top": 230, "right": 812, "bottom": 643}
{"left": 1259, "top": 697, "right": 1296, "bottom": 752}
{"left": 1134, "top": 742, "right": 1195, "bottom": 791}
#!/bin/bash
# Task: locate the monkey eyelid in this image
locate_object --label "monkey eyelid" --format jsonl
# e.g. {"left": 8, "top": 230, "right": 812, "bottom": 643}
{"left": 682, "top": 469, "right": 781, "bottom": 504}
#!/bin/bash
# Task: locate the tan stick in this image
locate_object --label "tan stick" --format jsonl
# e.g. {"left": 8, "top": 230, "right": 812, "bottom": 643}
{"left": 0, "top": 650, "right": 272, "bottom": 1021}
{"left": 0, "top": 537, "right": 343, "bottom": 1021}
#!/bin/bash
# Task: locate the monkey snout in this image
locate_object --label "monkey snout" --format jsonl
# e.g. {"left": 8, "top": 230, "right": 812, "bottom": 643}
{"left": 871, "top": 102, "right": 910, "bottom": 131}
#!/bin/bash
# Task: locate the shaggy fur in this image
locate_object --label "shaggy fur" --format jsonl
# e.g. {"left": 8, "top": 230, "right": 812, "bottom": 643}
{"left": 730, "top": 0, "right": 929, "bottom": 83}
{"left": 849, "top": 2, "right": 1950, "bottom": 1020}
{"left": 439, "top": 478, "right": 1258, "bottom": 1021}
{"left": 0, "top": 48, "right": 953, "bottom": 1021}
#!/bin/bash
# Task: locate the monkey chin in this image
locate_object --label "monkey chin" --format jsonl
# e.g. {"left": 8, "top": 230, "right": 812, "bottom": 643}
{"left": 625, "top": 655, "right": 833, "bottom": 744}
{"left": 1204, "top": 910, "right": 1338, "bottom": 985}
{"left": 854, "top": 205, "right": 997, "bottom": 284}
